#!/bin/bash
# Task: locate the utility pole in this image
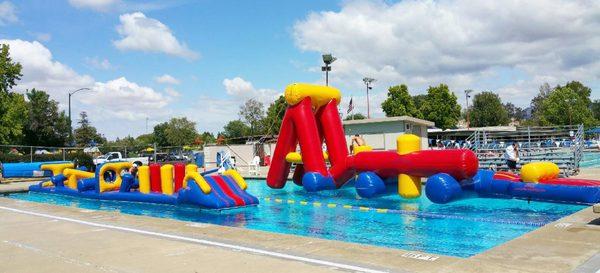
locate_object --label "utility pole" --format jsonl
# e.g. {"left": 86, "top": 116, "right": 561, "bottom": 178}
{"left": 321, "top": 54, "right": 336, "bottom": 86}
{"left": 465, "top": 89, "right": 473, "bottom": 128}
{"left": 68, "top": 87, "right": 91, "bottom": 142}
{"left": 363, "top": 77, "right": 375, "bottom": 119}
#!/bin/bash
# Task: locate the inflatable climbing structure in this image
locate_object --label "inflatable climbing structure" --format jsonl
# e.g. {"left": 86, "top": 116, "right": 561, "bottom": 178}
{"left": 267, "top": 83, "right": 479, "bottom": 198}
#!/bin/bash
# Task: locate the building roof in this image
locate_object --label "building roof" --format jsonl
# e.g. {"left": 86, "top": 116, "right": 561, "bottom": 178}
{"left": 342, "top": 116, "right": 435, "bottom": 127}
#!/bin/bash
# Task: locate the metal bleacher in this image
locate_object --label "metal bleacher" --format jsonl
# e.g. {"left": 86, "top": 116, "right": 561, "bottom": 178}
{"left": 465, "top": 125, "right": 584, "bottom": 176}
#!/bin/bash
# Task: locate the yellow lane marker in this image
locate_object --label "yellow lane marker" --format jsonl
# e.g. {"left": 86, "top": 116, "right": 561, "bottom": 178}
{"left": 264, "top": 197, "right": 270, "bottom": 201}
{"left": 343, "top": 205, "right": 352, "bottom": 209}
{"left": 275, "top": 198, "right": 283, "bottom": 203}
{"left": 327, "top": 203, "right": 337, "bottom": 208}
{"left": 300, "top": 201, "right": 308, "bottom": 205}
{"left": 313, "top": 202, "right": 322, "bottom": 207}
{"left": 358, "top": 206, "right": 369, "bottom": 211}
{"left": 376, "top": 208, "right": 388, "bottom": 213}
{"left": 287, "top": 200, "right": 295, "bottom": 204}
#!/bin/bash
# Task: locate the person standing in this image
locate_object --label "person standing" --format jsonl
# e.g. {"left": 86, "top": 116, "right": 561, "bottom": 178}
{"left": 504, "top": 142, "right": 519, "bottom": 172}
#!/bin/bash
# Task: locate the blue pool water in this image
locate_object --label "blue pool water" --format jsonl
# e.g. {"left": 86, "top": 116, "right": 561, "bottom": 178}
{"left": 581, "top": 152, "right": 600, "bottom": 168}
{"left": 8, "top": 180, "right": 585, "bottom": 258}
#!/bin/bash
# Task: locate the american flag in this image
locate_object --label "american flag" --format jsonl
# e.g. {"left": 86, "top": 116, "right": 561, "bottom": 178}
{"left": 347, "top": 97, "right": 353, "bottom": 114}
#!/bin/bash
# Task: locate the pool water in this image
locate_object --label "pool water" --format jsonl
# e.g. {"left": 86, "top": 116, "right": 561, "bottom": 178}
{"left": 8, "top": 180, "right": 585, "bottom": 258}
{"left": 581, "top": 152, "right": 600, "bottom": 168}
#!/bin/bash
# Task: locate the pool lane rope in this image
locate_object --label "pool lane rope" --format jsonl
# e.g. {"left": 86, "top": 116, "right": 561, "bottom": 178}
{"left": 0, "top": 205, "right": 389, "bottom": 273}
{"left": 262, "top": 197, "right": 548, "bottom": 227}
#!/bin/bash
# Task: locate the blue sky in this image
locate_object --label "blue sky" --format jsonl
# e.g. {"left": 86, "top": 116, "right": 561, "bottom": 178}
{"left": 1, "top": 0, "right": 598, "bottom": 139}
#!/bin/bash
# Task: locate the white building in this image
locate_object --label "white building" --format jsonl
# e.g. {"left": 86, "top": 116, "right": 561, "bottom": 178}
{"left": 343, "top": 116, "right": 434, "bottom": 150}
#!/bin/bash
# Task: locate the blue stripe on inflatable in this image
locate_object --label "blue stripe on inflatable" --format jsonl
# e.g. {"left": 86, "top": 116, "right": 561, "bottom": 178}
{"left": 222, "top": 175, "right": 258, "bottom": 205}
{"left": 204, "top": 176, "right": 235, "bottom": 207}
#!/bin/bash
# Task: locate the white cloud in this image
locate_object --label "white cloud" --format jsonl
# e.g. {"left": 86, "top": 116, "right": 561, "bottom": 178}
{"left": 113, "top": 12, "right": 199, "bottom": 60}
{"left": 155, "top": 74, "right": 180, "bottom": 85}
{"left": 0, "top": 39, "right": 95, "bottom": 99}
{"left": 68, "top": 0, "right": 121, "bottom": 12}
{"left": 78, "top": 77, "right": 171, "bottom": 121}
{"left": 30, "top": 32, "right": 51, "bottom": 42}
{"left": 222, "top": 76, "right": 280, "bottom": 104}
{"left": 2, "top": 39, "right": 173, "bottom": 139}
{"left": 164, "top": 87, "right": 180, "bottom": 97}
{"left": 85, "top": 56, "right": 114, "bottom": 70}
{"left": 0, "top": 1, "right": 18, "bottom": 25}
{"left": 294, "top": 0, "right": 600, "bottom": 108}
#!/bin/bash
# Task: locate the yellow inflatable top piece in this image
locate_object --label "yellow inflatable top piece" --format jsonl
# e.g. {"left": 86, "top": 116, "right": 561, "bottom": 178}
{"left": 352, "top": 145, "right": 372, "bottom": 155}
{"left": 284, "top": 83, "right": 341, "bottom": 108}
{"left": 41, "top": 163, "right": 74, "bottom": 176}
{"left": 285, "top": 152, "right": 329, "bottom": 164}
{"left": 520, "top": 161, "right": 560, "bottom": 183}
{"left": 397, "top": 134, "right": 421, "bottom": 155}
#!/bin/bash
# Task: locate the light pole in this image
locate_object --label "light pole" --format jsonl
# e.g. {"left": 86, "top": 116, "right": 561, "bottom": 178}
{"left": 68, "top": 87, "right": 91, "bottom": 138}
{"left": 464, "top": 89, "right": 473, "bottom": 128}
{"left": 363, "top": 77, "right": 375, "bottom": 119}
{"left": 321, "top": 54, "right": 336, "bottom": 86}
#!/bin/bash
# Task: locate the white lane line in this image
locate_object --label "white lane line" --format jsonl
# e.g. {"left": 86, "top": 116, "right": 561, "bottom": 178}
{"left": 0, "top": 205, "right": 388, "bottom": 273}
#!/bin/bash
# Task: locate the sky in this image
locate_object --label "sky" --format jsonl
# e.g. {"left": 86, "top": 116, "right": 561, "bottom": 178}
{"left": 1, "top": 0, "right": 598, "bottom": 140}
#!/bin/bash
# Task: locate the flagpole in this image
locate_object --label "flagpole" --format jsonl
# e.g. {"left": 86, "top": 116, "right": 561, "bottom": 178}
{"left": 352, "top": 96, "right": 354, "bottom": 120}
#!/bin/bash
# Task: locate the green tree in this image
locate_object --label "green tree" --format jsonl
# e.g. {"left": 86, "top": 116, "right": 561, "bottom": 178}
{"left": 563, "top": 81, "right": 592, "bottom": 105}
{"left": 152, "top": 122, "right": 169, "bottom": 146}
{"left": 262, "top": 95, "right": 287, "bottom": 135}
{"left": 420, "top": 84, "right": 461, "bottom": 129}
{"left": 469, "top": 92, "right": 510, "bottom": 127}
{"left": 381, "top": 84, "right": 422, "bottom": 118}
{"left": 135, "top": 133, "right": 154, "bottom": 146}
{"left": 539, "top": 86, "right": 595, "bottom": 127}
{"left": 239, "top": 99, "right": 265, "bottom": 135}
{"left": 591, "top": 99, "right": 600, "bottom": 122}
{"left": 23, "top": 89, "right": 70, "bottom": 146}
{"left": 0, "top": 44, "right": 22, "bottom": 93}
{"left": 0, "top": 92, "right": 27, "bottom": 144}
{"left": 344, "top": 113, "right": 366, "bottom": 120}
{"left": 73, "top": 111, "right": 105, "bottom": 146}
{"left": 530, "top": 83, "right": 553, "bottom": 123}
{"left": 163, "top": 117, "right": 198, "bottom": 146}
{"left": 412, "top": 94, "right": 427, "bottom": 110}
{"left": 200, "top": 131, "right": 216, "bottom": 144}
{"left": 223, "top": 120, "right": 249, "bottom": 142}
{"left": 503, "top": 102, "right": 526, "bottom": 122}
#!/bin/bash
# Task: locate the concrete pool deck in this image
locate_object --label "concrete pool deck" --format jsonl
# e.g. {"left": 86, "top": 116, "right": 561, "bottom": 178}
{"left": 0, "top": 196, "right": 598, "bottom": 273}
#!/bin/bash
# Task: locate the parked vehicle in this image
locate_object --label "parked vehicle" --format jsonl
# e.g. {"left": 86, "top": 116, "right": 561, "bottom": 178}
{"left": 93, "top": 152, "right": 149, "bottom": 166}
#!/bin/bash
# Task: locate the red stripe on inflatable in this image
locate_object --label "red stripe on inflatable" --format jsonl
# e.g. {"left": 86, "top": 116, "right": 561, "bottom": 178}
{"left": 540, "top": 178, "right": 600, "bottom": 187}
{"left": 493, "top": 171, "right": 521, "bottom": 182}
{"left": 212, "top": 175, "right": 245, "bottom": 206}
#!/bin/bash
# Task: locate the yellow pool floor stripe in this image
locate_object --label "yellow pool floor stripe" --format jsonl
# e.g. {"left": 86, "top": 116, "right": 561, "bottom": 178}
{"left": 261, "top": 197, "right": 387, "bottom": 213}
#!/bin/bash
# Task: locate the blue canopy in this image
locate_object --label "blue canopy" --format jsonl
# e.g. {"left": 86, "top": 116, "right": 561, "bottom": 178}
{"left": 586, "top": 127, "right": 600, "bottom": 134}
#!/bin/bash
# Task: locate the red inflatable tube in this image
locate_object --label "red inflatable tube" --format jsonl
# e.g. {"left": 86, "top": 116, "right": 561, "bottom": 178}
{"left": 332, "top": 149, "right": 478, "bottom": 182}
{"left": 173, "top": 163, "right": 185, "bottom": 192}
{"left": 266, "top": 107, "right": 297, "bottom": 189}
{"left": 149, "top": 163, "right": 162, "bottom": 193}
{"left": 291, "top": 98, "right": 328, "bottom": 176}
{"left": 540, "top": 178, "right": 600, "bottom": 187}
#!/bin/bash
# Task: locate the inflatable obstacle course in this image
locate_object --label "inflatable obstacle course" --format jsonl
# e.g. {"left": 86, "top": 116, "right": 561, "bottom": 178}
{"left": 426, "top": 162, "right": 600, "bottom": 204}
{"left": 267, "top": 83, "right": 479, "bottom": 198}
{"left": 29, "top": 161, "right": 258, "bottom": 209}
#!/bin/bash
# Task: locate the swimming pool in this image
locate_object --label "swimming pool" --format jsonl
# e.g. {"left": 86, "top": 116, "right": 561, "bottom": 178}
{"left": 8, "top": 180, "right": 585, "bottom": 258}
{"left": 581, "top": 152, "right": 600, "bottom": 168}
